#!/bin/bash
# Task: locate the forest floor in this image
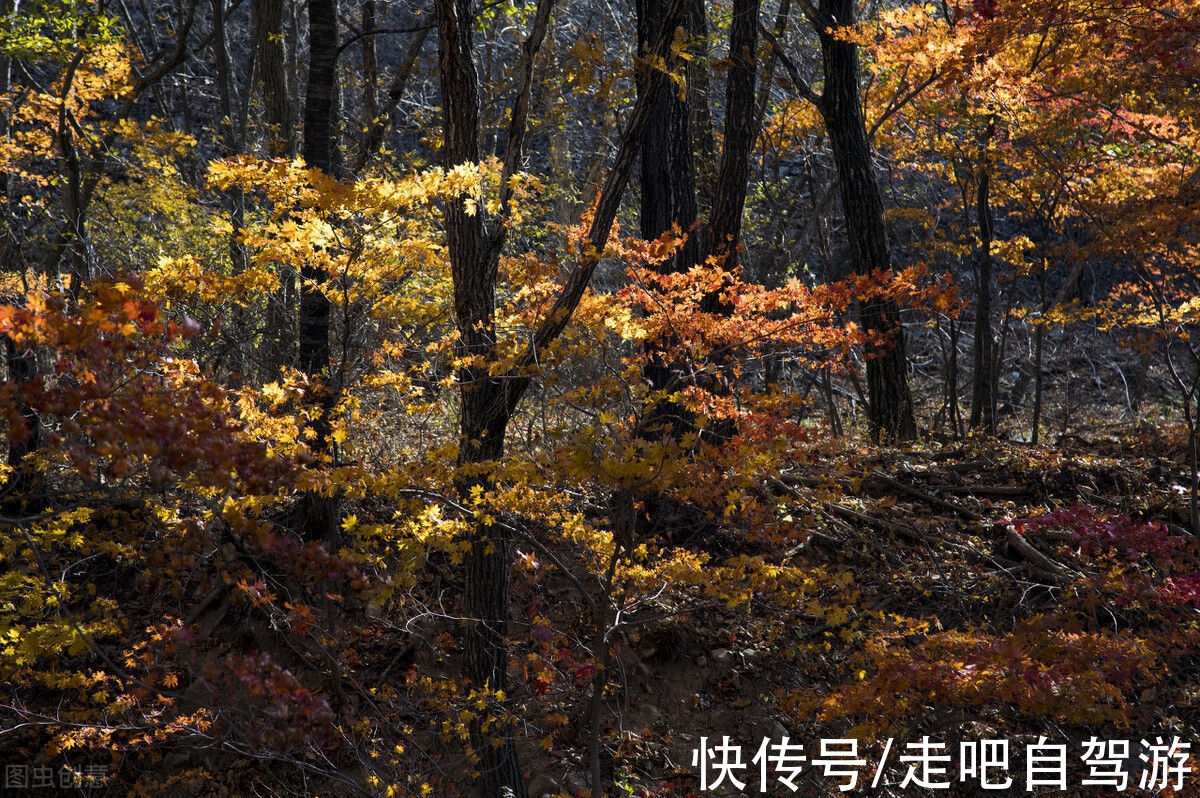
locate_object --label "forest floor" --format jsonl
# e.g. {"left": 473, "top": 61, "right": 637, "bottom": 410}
{"left": 512, "top": 423, "right": 1200, "bottom": 797}
{"left": 5, "top": 421, "right": 1200, "bottom": 796}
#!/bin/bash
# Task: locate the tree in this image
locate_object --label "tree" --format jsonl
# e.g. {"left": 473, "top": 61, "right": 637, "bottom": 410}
{"left": 0, "top": 0, "right": 193, "bottom": 504}
{"left": 701, "top": 0, "right": 758, "bottom": 275}
{"left": 0, "top": 0, "right": 40, "bottom": 511}
{"left": 773, "top": 0, "right": 919, "bottom": 441}
{"left": 969, "top": 116, "right": 996, "bottom": 434}
{"left": 253, "top": 0, "right": 294, "bottom": 157}
{"left": 296, "top": 0, "right": 340, "bottom": 541}
{"left": 635, "top": 0, "right": 700, "bottom": 413}
{"left": 638, "top": 0, "right": 760, "bottom": 411}
{"left": 9, "top": 0, "right": 1200, "bottom": 793}
{"left": 817, "top": 0, "right": 918, "bottom": 441}
{"left": 435, "top": 0, "right": 691, "bottom": 790}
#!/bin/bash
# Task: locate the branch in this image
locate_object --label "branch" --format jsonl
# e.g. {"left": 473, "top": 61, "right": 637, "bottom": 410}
{"left": 868, "top": 469, "right": 982, "bottom": 521}
{"left": 868, "top": 68, "right": 939, "bottom": 138}
{"left": 501, "top": 0, "right": 689, "bottom": 416}
{"left": 349, "top": 25, "right": 432, "bottom": 175}
{"left": 336, "top": 23, "right": 435, "bottom": 56}
{"left": 758, "top": 22, "right": 822, "bottom": 106}
{"left": 77, "top": 0, "right": 202, "bottom": 214}
{"left": 491, "top": 0, "right": 559, "bottom": 238}
{"left": 18, "top": 525, "right": 179, "bottom": 699}
{"left": 393, "top": 488, "right": 599, "bottom": 615}
{"left": 794, "top": 0, "right": 821, "bottom": 25}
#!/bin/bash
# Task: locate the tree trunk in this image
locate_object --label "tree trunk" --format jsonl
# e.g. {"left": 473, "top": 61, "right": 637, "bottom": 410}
{"left": 298, "top": 0, "right": 339, "bottom": 540}
{"left": 212, "top": 0, "right": 251, "bottom": 381}
{"left": 3, "top": 336, "right": 42, "bottom": 512}
{"left": 947, "top": 315, "right": 962, "bottom": 437}
{"left": 258, "top": 0, "right": 300, "bottom": 369}
{"left": 702, "top": 0, "right": 758, "bottom": 273}
{"left": 694, "top": 0, "right": 759, "bottom": 442}
{"left": 817, "top": 0, "right": 917, "bottom": 442}
{"left": 969, "top": 124, "right": 995, "bottom": 434}
{"left": 1032, "top": 267, "right": 1046, "bottom": 445}
{"left": 687, "top": 0, "right": 717, "bottom": 219}
{"left": 254, "top": 0, "right": 294, "bottom": 156}
{"left": 299, "top": 0, "right": 338, "bottom": 380}
{"left": 434, "top": 0, "right": 680, "bottom": 791}
{"left": 56, "top": 61, "right": 91, "bottom": 302}
{"left": 361, "top": 0, "right": 379, "bottom": 140}
{"left": 1, "top": 16, "right": 41, "bottom": 506}
{"left": 437, "top": 0, "right": 527, "bottom": 790}
{"left": 636, "top": 0, "right": 699, "bottom": 273}
{"left": 636, "top": 0, "right": 699, "bottom": 417}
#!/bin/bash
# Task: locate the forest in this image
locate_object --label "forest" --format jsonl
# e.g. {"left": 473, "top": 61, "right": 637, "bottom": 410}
{"left": 1, "top": 0, "right": 1199, "bottom": 793}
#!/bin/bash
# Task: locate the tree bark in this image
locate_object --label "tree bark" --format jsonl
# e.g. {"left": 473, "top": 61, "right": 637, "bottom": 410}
{"left": 0, "top": 10, "right": 42, "bottom": 511}
{"left": 970, "top": 180, "right": 995, "bottom": 431}
{"left": 1032, "top": 259, "right": 1047, "bottom": 444}
{"left": 687, "top": 0, "right": 717, "bottom": 219}
{"left": 703, "top": 0, "right": 758, "bottom": 274}
{"left": 636, "top": 0, "right": 699, "bottom": 273}
{"left": 435, "top": 0, "right": 681, "bottom": 791}
{"left": 3, "top": 335, "right": 42, "bottom": 511}
{"left": 299, "top": 0, "right": 338, "bottom": 382}
{"left": 55, "top": 53, "right": 93, "bottom": 302}
{"left": 970, "top": 117, "right": 996, "bottom": 433}
{"left": 212, "top": 0, "right": 252, "bottom": 381}
{"left": 298, "top": 0, "right": 339, "bottom": 540}
{"left": 817, "top": 0, "right": 917, "bottom": 442}
{"left": 257, "top": 0, "right": 299, "bottom": 372}
{"left": 636, "top": 0, "right": 699, "bottom": 403}
{"left": 254, "top": 0, "right": 294, "bottom": 156}
{"left": 694, "top": 0, "right": 759, "bottom": 442}
{"left": 437, "top": 0, "right": 548, "bottom": 790}
{"left": 361, "top": 0, "right": 379, "bottom": 139}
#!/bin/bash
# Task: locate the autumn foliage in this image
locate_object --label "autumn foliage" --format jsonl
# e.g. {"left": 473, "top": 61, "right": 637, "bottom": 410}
{"left": 2, "top": 0, "right": 1200, "bottom": 795}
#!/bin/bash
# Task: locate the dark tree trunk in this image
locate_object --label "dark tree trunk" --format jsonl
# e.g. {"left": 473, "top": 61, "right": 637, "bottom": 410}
{"left": 299, "top": 0, "right": 337, "bottom": 387}
{"left": 257, "top": 0, "right": 299, "bottom": 371}
{"left": 298, "top": 0, "right": 339, "bottom": 540}
{"left": 948, "top": 315, "right": 963, "bottom": 437}
{"left": 817, "top": 0, "right": 917, "bottom": 442}
{"left": 687, "top": 0, "right": 717, "bottom": 219}
{"left": 2, "top": 16, "right": 41, "bottom": 505}
{"left": 636, "top": 0, "right": 699, "bottom": 273}
{"left": 254, "top": 0, "right": 294, "bottom": 156}
{"left": 56, "top": 58, "right": 91, "bottom": 303}
{"left": 969, "top": 146, "right": 996, "bottom": 434}
{"left": 703, "top": 0, "right": 758, "bottom": 273}
{"left": 636, "top": 0, "right": 699, "bottom": 410}
{"left": 302, "top": 0, "right": 339, "bottom": 177}
{"left": 1032, "top": 263, "right": 1047, "bottom": 445}
{"left": 434, "top": 0, "right": 677, "bottom": 791}
{"left": 212, "top": 0, "right": 251, "bottom": 381}
{"left": 694, "top": 0, "right": 759, "bottom": 443}
{"left": 437, "top": 0, "right": 545, "bottom": 790}
{"left": 3, "top": 336, "right": 42, "bottom": 511}
{"left": 362, "top": 0, "right": 379, "bottom": 136}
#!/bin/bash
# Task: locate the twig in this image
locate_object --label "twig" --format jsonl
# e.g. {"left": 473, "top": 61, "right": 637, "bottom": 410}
{"left": 771, "top": 477, "right": 929, "bottom": 542}
{"left": 1001, "top": 526, "right": 1071, "bottom": 584}
{"left": 931, "top": 484, "right": 1030, "bottom": 497}
{"left": 17, "top": 526, "right": 178, "bottom": 699}
{"left": 821, "top": 500, "right": 935, "bottom": 545}
{"left": 869, "top": 470, "right": 983, "bottom": 522}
